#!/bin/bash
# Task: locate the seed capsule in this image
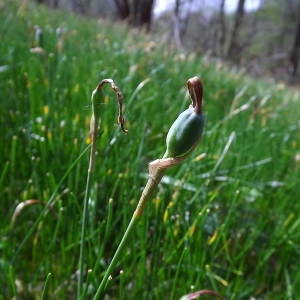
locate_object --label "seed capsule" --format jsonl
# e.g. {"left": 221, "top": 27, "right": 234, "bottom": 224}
{"left": 163, "top": 77, "right": 205, "bottom": 158}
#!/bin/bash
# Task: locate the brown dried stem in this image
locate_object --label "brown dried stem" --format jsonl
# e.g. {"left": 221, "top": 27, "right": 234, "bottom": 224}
{"left": 98, "top": 79, "right": 128, "bottom": 134}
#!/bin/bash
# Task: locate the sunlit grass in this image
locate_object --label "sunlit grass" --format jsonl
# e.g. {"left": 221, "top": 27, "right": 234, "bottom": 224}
{"left": 1, "top": 0, "right": 300, "bottom": 299}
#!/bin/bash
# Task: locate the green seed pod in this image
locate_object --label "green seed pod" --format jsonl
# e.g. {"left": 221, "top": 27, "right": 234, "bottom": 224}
{"left": 163, "top": 77, "right": 205, "bottom": 158}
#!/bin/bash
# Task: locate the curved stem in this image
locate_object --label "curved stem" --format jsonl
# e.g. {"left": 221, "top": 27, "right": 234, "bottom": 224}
{"left": 78, "top": 105, "right": 100, "bottom": 299}
{"left": 78, "top": 79, "right": 127, "bottom": 298}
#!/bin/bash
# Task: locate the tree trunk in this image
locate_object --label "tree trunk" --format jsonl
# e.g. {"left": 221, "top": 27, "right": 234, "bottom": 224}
{"left": 212, "top": 0, "right": 226, "bottom": 56}
{"left": 133, "top": 0, "right": 139, "bottom": 25}
{"left": 219, "top": 0, "right": 226, "bottom": 57}
{"left": 113, "top": 0, "right": 130, "bottom": 21}
{"left": 140, "top": 0, "right": 154, "bottom": 31}
{"left": 172, "top": 0, "right": 191, "bottom": 48}
{"left": 173, "top": 0, "right": 183, "bottom": 48}
{"left": 113, "top": 0, "right": 153, "bottom": 30}
{"left": 288, "top": 4, "right": 300, "bottom": 77}
{"left": 227, "top": 0, "right": 246, "bottom": 61}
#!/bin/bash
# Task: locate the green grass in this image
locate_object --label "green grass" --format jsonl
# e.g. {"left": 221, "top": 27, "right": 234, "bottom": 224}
{"left": 1, "top": 1, "right": 300, "bottom": 299}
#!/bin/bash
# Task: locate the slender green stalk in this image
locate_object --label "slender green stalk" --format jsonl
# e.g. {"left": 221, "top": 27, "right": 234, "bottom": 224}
{"left": 82, "top": 270, "right": 93, "bottom": 300}
{"left": 78, "top": 83, "right": 103, "bottom": 299}
{"left": 78, "top": 79, "right": 127, "bottom": 299}
{"left": 134, "top": 167, "right": 166, "bottom": 216}
{"left": 93, "top": 153, "right": 200, "bottom": 299}
{"left": 78, "top": 168, "right": 94, "bottom": 299}
{"left": 9, "top": 265, "right": 17, "bottom": 299}
{"left": 93, "top": 166, "right": 165, "bottom": 300}
{"left": 119, "top": 269, "right": 125, "bottom": 300}
{"left": 93, "top": 214, "right": 140, "bottom": 300}
{"left": 9, "top": 136, "right": 17, "bottom": 194}
{"left": 0, "top": 161, "right": 9, "bottom": 190}
{"left": 170, "top": 247, "right": 187, "bottom": 300}
{"left": 41, "top": 273, "right": 51, "bottom": 300}
{"left": 104, "top": 198, "right": 114, "bottom": 240}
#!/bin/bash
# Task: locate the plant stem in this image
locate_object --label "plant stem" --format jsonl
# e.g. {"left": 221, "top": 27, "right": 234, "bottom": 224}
{"left": 78, "top": 97, "right": 101, "bottom": 299}
{"left": 93, "top": 214, "right": 140, "bottom": 300}
{"left": 93, "top": 148, "right": 200, "bottom": 299}
{"left": 9, "top": 136, "right": 17, "bottom": 196}
{"left": 77, "top": 164, "right": 94, "bottom": 299}
{"left": 93, "top": 167, "right": 166, "bottom": 300}
{"left": 78, "top": 79, "right": 127, "bottom": 299}
{"left": 170, "top": 248, "right": 186, "bottom": 300}
{"left": 134, "top": 167, "right": 166, "bottom": 216}
{"left": 9, "top": 265, "right": 17, "bottom": 299}
{"left": 41, "top": 273, "right": 52, "bottom": 300}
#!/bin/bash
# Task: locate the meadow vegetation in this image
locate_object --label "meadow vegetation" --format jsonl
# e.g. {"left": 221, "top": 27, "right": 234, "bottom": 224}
{"left": 1, "top": 1, "right": 300, "bottom": 299}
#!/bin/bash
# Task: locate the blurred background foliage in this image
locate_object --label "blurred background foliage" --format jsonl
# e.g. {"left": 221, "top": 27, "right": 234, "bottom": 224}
{"left": 31, "top": 0, "right": 300, "bottom": 83}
